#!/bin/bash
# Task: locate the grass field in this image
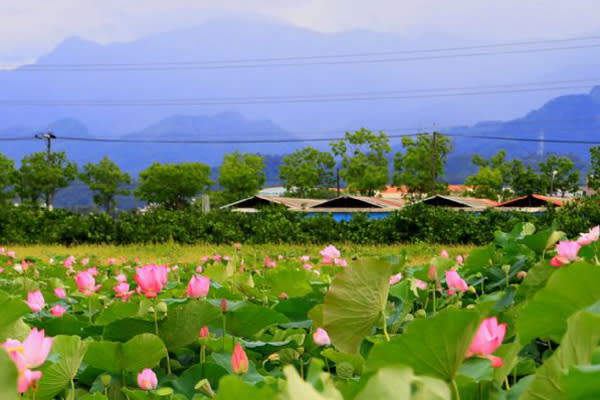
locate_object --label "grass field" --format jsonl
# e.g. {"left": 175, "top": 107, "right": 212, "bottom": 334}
{"left": 6, "top": 242, "right": 475, "bottom": 265}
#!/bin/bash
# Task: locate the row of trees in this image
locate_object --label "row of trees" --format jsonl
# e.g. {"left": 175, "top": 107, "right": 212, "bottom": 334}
{"left": 1, "top": 128, "right": 599, "bottom": 211}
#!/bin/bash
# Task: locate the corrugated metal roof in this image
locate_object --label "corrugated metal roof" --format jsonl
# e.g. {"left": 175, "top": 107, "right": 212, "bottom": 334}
{"left": 496, "top": 194, "right": 567, "bottom": 207}
{"left": 421, "top": 195, "right": 497, "bottom": 208}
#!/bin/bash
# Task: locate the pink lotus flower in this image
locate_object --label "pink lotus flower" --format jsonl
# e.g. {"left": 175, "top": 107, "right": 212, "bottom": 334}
{"left": 334, "top": 258, "right": 348, "bottom": 267}
{"left": 107, "top": 258, "right": 116, "bottom": 265}
{"left": 7, "top": 250, "right": 16, "bottom": 258}
{"left": 389, "top": 272, "right": 403, "bottom": 286}
{"left": 85, "top": 267, "right": 99, "bottom": 276}
{"left": 0, "top": 267, "right": 4, "bottom": 274}
{"left": 115, "top": 273, "right": 128, "bottom": 283}
{"left": 550, "top": 240, "right": 581, "bottom": 267}
{"left": 300, "top": 255, "right": 310, "bottom": 262}
{"left": 220, "top": 298, "right": 228, "bottom": 313}
{"left": 137, "top": 368, "right": 158, "bottom": 390}
{"left": 134, "top": 265, "right": 168, "bottom": 298}
{"left": 196, "top": 266, "right": 203, "bottom": 273}
{"left": 186, "top": 276, "right": 211, "bottom": 298}
{"left": 415, "top": 279, "right": 428, "bottom": 290}
{"left": 263, "top": 256, "right": 277, "bottom": 268}
{"left": 81, "top": 258, "right": 90, "bottom": 266}
{"left": 313, "top": 328, "right": 331, "bottom": 346}
{"left": 320, "top": 245, "right": 342, "bottom": 264}
{"left": 63, "top": 256, "right": 75, "bottom": 268}
{"left": 577, "top": 225, "right": 600, "bottom": 245}
{"left": 302, "top": 263, "right": 313, "bottom": 271}
{"left": 234, "top": 243, "right": 242, "bottom": 251}
{"left": 213, "top": 254, "right": 222, "bottom": 262}
{"left": 3, "top": 328, "right": 53, "bottom": 392}
{"left": 200, "top": 256, "right": 209, "bottom": 264}
{"left": 445, "top": 270, "right": 468, "bottom": 295}
{"left": 25, "top": 290, "right": 45, "bottom": 312}
{"left": 231, "top": 343, "right": 249, "bottom": 374}
{"left": 440, "top": 250, "right": 449, "bottom": 258}
{"left": 114, "top": 283, "right": 134, "bottom": 301}
{"left": 75, "top": 271, "right": 101, "bottom": 297}
{"left": 516, "top": 270, "right": 528, "bottom": 279}
{"left": 466, "top": 317, "right": 507, "bottom": 367}
{"left": 50, "top": 305, "right": 67, "bottom": 317}
{"left": 428, "top": 265, "right": 438, "bottom": 281}
{"left": 53, "top": 288, "right": 66, "bottom": 299}
{"left": 456, "top": 255, "right": 464, "bottom": 265}
{"left": 223, "top": 256, "right": 231, "bottom": 262}
{"left": 199, "top": 326, "right": 209, "bottom": 338}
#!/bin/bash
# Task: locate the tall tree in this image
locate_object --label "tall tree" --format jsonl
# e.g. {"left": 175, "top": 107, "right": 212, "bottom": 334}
{"left": 537, "top": 155, "right": 580, "bottom": 196}
{"left": 331, "top": 128, "right": 391, "bottom": 196}
{"left": 509, "top": 160, "right": 543, "bottom": 196}
{"left": 588, "top": 146, "right": 600, "bottom": 191}
{"left": 14, "top": 151, "right": 77, "bottom": 208}
{"left": 393, "top": 132, "right": 452, "bottom": 196}
{"left": 80, "top": 157, "right": 132, "bottom": 212}
{"left": 218, "top": 152, "right": 266, "bottom": 203}
{"left": 279, "top": 147, "right": 336, "bottom": 197}
{"left": 135, "top": 162, "right": 212, "bottom": 209}
{"left": 465, "top": 150, "right": 511, "bottom": 200}
{"left": 0, "top": 153, "right": 16, "bottom": 205}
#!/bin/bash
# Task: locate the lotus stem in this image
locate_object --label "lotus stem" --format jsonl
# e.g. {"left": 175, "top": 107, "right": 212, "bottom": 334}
{"left": 451, "top": 379, "right": 461, "bottom": 400}
{"left": 382, "top": 311, "right": 390, "bottom": 342}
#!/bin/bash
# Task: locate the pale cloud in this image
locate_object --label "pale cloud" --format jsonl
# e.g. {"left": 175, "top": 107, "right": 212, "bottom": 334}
{"left": 1, "top": 0, "right": 600, "bottom": 62}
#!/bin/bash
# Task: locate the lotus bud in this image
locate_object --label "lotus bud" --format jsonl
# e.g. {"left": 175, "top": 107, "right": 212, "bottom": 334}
{"left": 501, "top": 265, "right": 511, "bottom": 273}
{"left": 516, "top": 270, "right": 527, "bottom": 279}
{"left": 415, "top": 309, "right": 427, "bottom": 318}
{"left": 156, "top": 302, "right": 168, "bottom": 314}
{"left": 100, "top": 374, "right": 112, "bottom": 387}
{"left": 468, "top": 286, "right": 477, "bottom": 294}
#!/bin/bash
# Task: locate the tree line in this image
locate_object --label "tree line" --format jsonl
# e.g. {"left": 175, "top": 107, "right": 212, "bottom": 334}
{"left": 0, "top": 128, "right": 598, "bottom": 211}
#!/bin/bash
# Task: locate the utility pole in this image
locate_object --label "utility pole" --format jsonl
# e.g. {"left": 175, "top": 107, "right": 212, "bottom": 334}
{"left": 431, "top": 131, "right": 438, "bottom": 194}
{"left": 34, "top": 132, "right": 56, "bottom": 209}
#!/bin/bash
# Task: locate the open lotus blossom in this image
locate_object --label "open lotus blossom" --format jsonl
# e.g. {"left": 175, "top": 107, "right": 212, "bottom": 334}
{"left": 389, "top": 272, "right": 403, "bottom": 285}
{"left": 313, "top": 328, "right": 331, "bottom": 346}
{"left": 7, "top": 250, "right": 16, "bottom": 258}
{"left": 300, "top": 255, "right": 310, "bottom": 262}
{"left": 263, "top": 256, "right": 277, "bottom": 268}
{"left": 107, "top": 258, "right": 116, "bottom": 265}
{"left": 63, "top": 255, "right": 76, "bottom": 268}
{"left": 115, "top": 273, "right": 128, "bottom": 283}
{"left": 456, "top": 255, "right": 464, "bottom": 265}
{"left": 75, "top": 271, "right": 101, "bottom": 296}
{"left": 114, "top": 283, "right": 134, "bottom": 301}
{"left": 200, "top": 256, "right": 209, "bottom": 264}
{"left": 199, "top": 326, "right": 209, "bottom": 338}
{"left": 134, "top": 264, "right": 168, "bottom": 298}
{"left": 186, "top": 276, "right": 211, "bottom": 298}
{"left": 466, "top": 317, "right": 507, "bottom": 367}
{"left": 53, "top": 287, "right": 66, "bottom": 299}
{"left": 550, "top": 240, "right": 581, "bottom": 267}
{"left": 302, "top": 263, "right": 313, "bottom": 270}
{"left": 137, "top": 368, "right": 158, "bottom": 390}
{"left": 3, "top": 328, "right": 53, "bottom": 393}
{"left": 334, "top": 258, "right": 348, "bottom": 267}
{"left": 85, "top": 267, "right": 99, "bottom": 276}
{"left": 577, "top": 225, "right": 600, "bottom": 245}
{"left": 320, "top": 245, "right": 341, "bottom": 264}
{"left": 414, "top": 279, "right": 428, "bottom": 290}
{"left": 50, "top": 305, "right": 67, "bottom": 317}
{"left": 440, "top": 249, "right": 449, "bottom": 258}
{"left": 231, "top": 343, "right": 249, "bottom": 374}
{"left": 213, "top": 254, "right": 222, "bottom": 262}
{"left": 81, "top": 258, "right": 90, "bottom": 266}
{"left": 445, "top": 270, "right": 468, "bottom": 295}
{"left": 25, "top": 290, "right": 45, "bottom": 312}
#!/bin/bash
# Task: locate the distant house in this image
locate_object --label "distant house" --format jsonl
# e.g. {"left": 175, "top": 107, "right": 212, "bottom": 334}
{"left": 495, "top": 194, "right": 566, "bottom": 208}
{"left": 418, "top": 195, "right": 497, "bottom": 210}
{"left": 220, "top": 195, "right": 321, "bottom": 212}
{"left": 305, "top": 195, "right": 404, "bottom": 221}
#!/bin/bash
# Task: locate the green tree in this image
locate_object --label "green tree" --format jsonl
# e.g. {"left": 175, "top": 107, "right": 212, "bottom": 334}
{"left": 0, "top": 153, "right": 16, "bottom": 205}
{"left": 14, "top": 151, "right": 77, "bottom": 208}
{"left": 279, "top": 147, "right": 336, "bottom": 197}
{"left": 588, "top": 146, "right": 600, "bottom": 191}
{"left": 135, "top": 162, "right": 212, "bottom": 209}
{"left": 331, "top": 128, "right": 391, "bottom": 196}
{"left": 465, "top": 150, "right": 511, "bottom": 200}
{"left": 393, "top": 132, "right": 452, "bottom": 196}
{"left": 509, "top": 160, "right": 543, "bottom": 196}
{"left": 80, "top": 157, "right": 132, "bottom": 212}
{"left": 218, "top": 152, "right": 266, "bottom": 204}
{"left": 538, "top": 155, "right": 580, "bottom": 196}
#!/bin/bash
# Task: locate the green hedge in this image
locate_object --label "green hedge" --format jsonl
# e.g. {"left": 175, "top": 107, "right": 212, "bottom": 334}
{"left": 0, "top": 201, "right": 592, "bottom": 245}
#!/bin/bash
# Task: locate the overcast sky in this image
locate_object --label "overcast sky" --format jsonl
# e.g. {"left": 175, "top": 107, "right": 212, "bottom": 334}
{"left": 1, "top": 1, "right": 600, "bottom": 63}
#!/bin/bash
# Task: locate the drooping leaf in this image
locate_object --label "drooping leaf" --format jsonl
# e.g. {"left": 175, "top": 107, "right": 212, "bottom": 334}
{"left": 226, "top": 304, "right": 288, "bottom": 337}
{"left": 214, "top": 375, "right": 276, "bottom": 400}
{"left": 563, "top": 365, "right": 600, "bottom": 400}
{"left": 172, "top": 363, "right": 229, "bottom": 398}
{"left": 367, "top": 308, "right": 481, "bottom": 381}
{"left": 322, "top": 258, "right": 392, "bottom": 354}
{"left": 159, "top": 300, "right": 221, "bottom": 350}
{"left": 357, "top": 366, "right": 450, "bottom": 400}
{"left": 278, "top": 364, "right": 343, "bottom": 400}
{"left": 37, "top": 335, "right": 89, "bottom": 400}
{"left": 518, "top": 262, "right": 600, "bottom": 344}
{"left": 520, "top": 305, "right": 600, "bottom": 400}
{"left": 0, "top": 348, "right": 18, "bottom": 400}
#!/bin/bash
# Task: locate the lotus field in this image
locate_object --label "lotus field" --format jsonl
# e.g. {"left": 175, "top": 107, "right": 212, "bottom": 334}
{"left": 2, "top": 223, "right": 600, "bottom": 399}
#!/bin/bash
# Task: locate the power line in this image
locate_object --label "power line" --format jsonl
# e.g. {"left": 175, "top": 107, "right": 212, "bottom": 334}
{"left": 8, "top": 34, "right": 600, "bottom": 69}
{"left": 6, "top": 42, "right": 600, "bottom": 72}
{"left": 0, "top": 82, "right": 595, "bottom": 107}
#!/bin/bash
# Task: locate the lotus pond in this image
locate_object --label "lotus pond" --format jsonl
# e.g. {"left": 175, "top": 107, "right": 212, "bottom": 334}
{"left": 1, "top": 223, "right": 600, "bottom": 399}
